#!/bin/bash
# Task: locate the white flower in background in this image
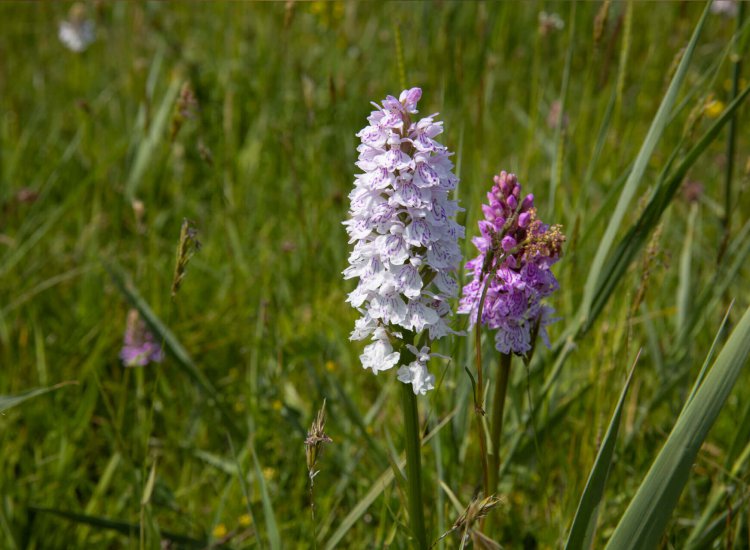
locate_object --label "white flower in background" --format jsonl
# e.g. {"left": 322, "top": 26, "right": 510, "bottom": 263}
{"left": 59, "top": 3, "right": 95, "bottom": 53}
{"left": 710, "top": 0, "right": 738, "bottom": 17}
{"left": 539, "top": 11, "right": 564, "bottom": 35}
{"left": 344, "top": 87, "right": 464, "bottom": 394}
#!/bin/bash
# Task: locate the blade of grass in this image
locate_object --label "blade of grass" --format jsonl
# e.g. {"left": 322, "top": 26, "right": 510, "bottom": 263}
{"left": 565, "top": 350, "right": 639, "bottom": 550}
{"left": 124, "top": 76, "right": 181, "bottom": 201}
{"left": 678, "top": 217, "right": 750, "bottom": 352}
{"left": 0, "top": 381, "right": 77, "bottom": 413}
{"left": 604, "top": 305, "right": 750, "bottom": 549}
{"left": 683, "top": 302, "right": 734, "bottom": 410}
{"left": 250, "top": 439, "right": 281, "bottom": 550}
{"left": 228, "top": 435, "right": 264, "bottom": 549}
{"left": 579, "top": 3, "right": 710, "bottom": 331}
{"left": 330, "top": 376, "right": 389, "bottom": 466}
{"left": 28, "top": 507, "right": 205, "bottom": 547}
{"left": 548, "top": 0, "right": 576, "bottom": 218}
{"left": 585, "top": 84, "right": 750, "bottom": 333}
{"left": 720, "top": 0, "right": 746, "bottom": 248}
{"left": 676, "top": 204, "right": 698, "bottom": 336}
{"left": 685, "top": 494, "right": 747, "bottom": 550}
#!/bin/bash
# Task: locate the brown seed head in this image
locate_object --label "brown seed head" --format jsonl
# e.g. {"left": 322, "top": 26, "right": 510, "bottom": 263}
{"left": 305, "top": 399, "right": 332, "bottom": 484}
{"left": 171, "top": 219, "right": 201, "bottom": 298}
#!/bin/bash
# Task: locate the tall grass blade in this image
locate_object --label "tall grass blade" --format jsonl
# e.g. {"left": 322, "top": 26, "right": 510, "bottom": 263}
{"left": 683, "top": 302, "right": 733, "bottom": 410}
{"left": 678, "top": 218, "right": 750, "bottom": 351}
{"left": 579, "top": 3, "right": 710, "bottom": 330}
{"left": 720, "top": 0, "right": 746, "bottom": 245}
{"left": 604, "top": 305, "right": 750, "bottom": 549}
{"left": 0, "top": 381, "right": 76, "bottom": 413}
{"left": 685, "top": 494, "right": 747, "bottom": 550}
{"left": 548, "top": 0, "right": 576, "bottom": 218}
{"left": 565, "top": 351, "right": 639, "bottom": 550}
{"left": 125, "top": 77, "right": 181, "bottom": 201}
{"left": 585, "top": 84, "right": 750, "bottom": 332}
{"left": 27, "top": 507, "right": 205, "bottom": 547}
{"left": 676, "top": 205, "right": 697, "bottom": 335}
{"left": 250, "top": 440, "right": 281, "bottom": 550}
{"left": 227, "top": 436, "right": 263, "bottom": 549}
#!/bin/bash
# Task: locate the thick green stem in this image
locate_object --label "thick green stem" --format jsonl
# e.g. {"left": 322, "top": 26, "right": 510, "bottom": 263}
{"left": 473, "top": 274, "right": 493, "bottom": 496}
{"left": 401, "top": 382, "right": 428, "bottom": 550}
{"left": 488, "top": 353, "right": 512, "bottom": 494}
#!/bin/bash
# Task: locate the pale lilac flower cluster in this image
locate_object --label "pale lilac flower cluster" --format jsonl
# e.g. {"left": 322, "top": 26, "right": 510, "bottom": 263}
{"left": 344, "top": 88, "right": 464, "bottom": 394}
{"left": 120, "top": 310, "right": 164, "bottom": 367}
{"left": 459, "top": 172, "right": 564, "bottom": 356}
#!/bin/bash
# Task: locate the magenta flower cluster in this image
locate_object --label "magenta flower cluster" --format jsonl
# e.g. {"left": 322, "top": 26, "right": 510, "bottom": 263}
{"left": 120, "top": 309, "right": 164, "bottom": 367}
{"left": 458, "top": 172, "right": 563, "bottom": 355}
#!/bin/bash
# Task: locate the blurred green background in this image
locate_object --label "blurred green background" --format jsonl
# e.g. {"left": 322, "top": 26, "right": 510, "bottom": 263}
{"left": 1, "top": 1, "right": 748, "bottom": 548}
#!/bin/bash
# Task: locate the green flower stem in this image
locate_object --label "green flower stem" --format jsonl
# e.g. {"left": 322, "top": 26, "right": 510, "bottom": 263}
{"left": 488, "top": 352, "right": 512, "bottom": 494}
{"left": 400, "top": 381, "right": 428, "bottom": 550}
{"left": 473, "top": 274, "right": 494, "bottom": 497}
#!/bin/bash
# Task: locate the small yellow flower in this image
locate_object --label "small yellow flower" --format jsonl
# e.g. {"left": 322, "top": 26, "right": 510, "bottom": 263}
{"left": 333, "top": 1, "right": 344, "bottom": 19}
{"left": 239, "top": 513, "right": 252, "bottom": 527}
{"left": 366, "top": 425, "right": 374, "bottom": 435}
{"left": 212, "top": 523, "right": 227, "bottom": 538}
{"left": 272, "top": 400, "right": 283, "bottom": 412}
{"left": 325, "top": 360, "right": 336, "bottom": 372}
{"left": 704, "top": 99, "right": 725, "bottom": 119}
{"left": 233, "top": 400, "right": 246, "bottom": 413}
{"left": 263, "top": 467, "right": 276, "bottom": 480}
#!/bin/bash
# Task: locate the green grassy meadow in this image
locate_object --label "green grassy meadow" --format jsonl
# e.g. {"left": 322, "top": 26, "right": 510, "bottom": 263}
{"left": 1, "top": 1, "right": 749, "bottom": 548}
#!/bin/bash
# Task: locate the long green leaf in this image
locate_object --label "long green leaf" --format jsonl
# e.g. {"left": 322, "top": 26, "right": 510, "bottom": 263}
{"left": 676, "top": 205, "right": 698, "bottom": 336}
{"left": 685, "top": 494, "right": 747, "bottom": 550}
{"left": 0, "top": 381, "right": 76, "bottom": 413}
{"left": 579, "top": 3, "right": 710, "bottom": 330}
{"left": 604, "top": 305, "right": 750, "bottom": 550}
{"left": 585, "top": 83, "right": 750, "bottom": 333}
{"left": 565, "top": 351, "right": 639, "bottom": 550}
{"left": 124, "top": 75, "right": 181, "bottom": 200}
{"left": 678, "top": 217, "right": 750, "bottom": 351}
{"left": 228, "top": 436, "right": 264, "bottom": 549}
{"left": 28, "top": 507, "right": 205, "bottom": 547}
{"left": 250, "top": 440, "right": 281, "bottom": 550}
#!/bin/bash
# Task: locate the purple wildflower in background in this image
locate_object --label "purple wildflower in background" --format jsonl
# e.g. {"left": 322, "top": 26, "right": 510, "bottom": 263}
{"left": 120, "top": 309, "right": 164, "bottom": 367}
{"left": 459, "top": 172, "right": 565, "bottom": 356}
{"left": 344, "top": 87, "right": 464, "bottom": 394}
